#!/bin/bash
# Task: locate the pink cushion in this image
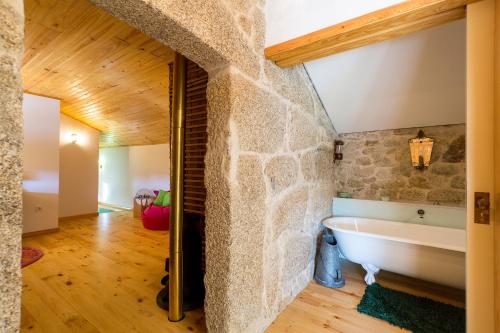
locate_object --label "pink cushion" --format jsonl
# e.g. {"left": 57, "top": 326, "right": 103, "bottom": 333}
{"left": 141, "top": 205, "right": 170, "bottom": 230}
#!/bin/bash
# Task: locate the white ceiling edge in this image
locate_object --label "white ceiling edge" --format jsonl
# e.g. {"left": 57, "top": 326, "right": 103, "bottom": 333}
{"left": 304, "top": 19, "right": 466, "bottom": 134}
{"left": 265, "top": 0, "right": 403, "bottom": 46}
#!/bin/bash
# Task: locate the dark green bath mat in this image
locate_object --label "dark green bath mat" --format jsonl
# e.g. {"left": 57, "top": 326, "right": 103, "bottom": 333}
{"left": 357, "top": 283, "right": 465, "bottom": 333}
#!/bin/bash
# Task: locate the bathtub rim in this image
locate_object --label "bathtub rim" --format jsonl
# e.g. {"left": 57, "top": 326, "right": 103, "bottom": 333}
{"left": 322, "top": 216, "right": 466, "bottom": 253}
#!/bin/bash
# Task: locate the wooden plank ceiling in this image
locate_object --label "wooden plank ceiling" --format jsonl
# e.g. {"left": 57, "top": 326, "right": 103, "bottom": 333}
{"left": 265, "top": 0, "right": 480, "bottom": 68}
{"left": 22, "top": 0, "right": 174, "bottom": 147}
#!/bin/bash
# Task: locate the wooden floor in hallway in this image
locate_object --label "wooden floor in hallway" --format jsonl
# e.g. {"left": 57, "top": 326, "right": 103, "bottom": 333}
{"left": 22, "top": 211, "right": 464, "bottom": 333}
{"left": 21, "top": 211, "right": 206, "bottom": 333}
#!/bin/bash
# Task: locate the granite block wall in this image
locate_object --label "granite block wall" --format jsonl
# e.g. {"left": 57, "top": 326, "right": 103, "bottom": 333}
{"left": 0, "top": 0, "right": 24, "bottom": 331}
{"left": 334, "top": 124, "right": 466, "bottom": 207}
{"left": 0, "top": 0, "right": 337, "bottom": 332}
{"left": 92, "top": 2, "right": 338, "bottom": 332}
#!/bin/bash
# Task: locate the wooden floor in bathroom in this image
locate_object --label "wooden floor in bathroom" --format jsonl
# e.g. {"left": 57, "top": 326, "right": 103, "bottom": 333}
{"left": 266, "top": 261, "right": 465, "bottom": 333}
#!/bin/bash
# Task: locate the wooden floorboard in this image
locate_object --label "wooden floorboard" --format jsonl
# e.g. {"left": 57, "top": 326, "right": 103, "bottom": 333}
{"left": 22, "top": 211, "right": 464, "bottom": 332}
{"left": 21, "top": 211, "right": 206, "bottom": 333}
{"left": 266, "top": 261, "right": 465, "bottom": 333}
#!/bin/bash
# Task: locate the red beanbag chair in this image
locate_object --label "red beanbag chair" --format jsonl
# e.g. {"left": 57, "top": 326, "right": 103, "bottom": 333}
{"left": 141, "top": 205, "right": 170, "bottom": 230}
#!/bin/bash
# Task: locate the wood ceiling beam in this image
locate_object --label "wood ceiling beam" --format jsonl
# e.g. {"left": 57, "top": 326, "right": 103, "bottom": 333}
{"left": 265, "top": 0, "right": 481, "bottom": 68}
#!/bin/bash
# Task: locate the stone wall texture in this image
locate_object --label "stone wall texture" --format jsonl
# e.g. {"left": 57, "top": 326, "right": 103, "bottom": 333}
{"left": 334, "top": 124, "right": 466, "bottom": 207}
{"left": 0, "top": 0, "right": 336, "bottom": 332}
{"left": 0, "top": 0, "right": 24, "bottom": 331}
{"left": 90, "top": 2, "right": 338, "bottom": 332}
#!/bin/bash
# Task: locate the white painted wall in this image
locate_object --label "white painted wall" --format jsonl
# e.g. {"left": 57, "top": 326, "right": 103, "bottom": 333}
{"left": 129, "top": 144, "right": 170, "bottom": 199}
{"left": 99, "top": 147, "right": 131, "bottom": 208}
{"left": 59, "top": 114, "right": 99, "bottom": 218}
{"left": 306, "top": 19, "right": 466, "bottom": 133}
{"left": 98, "top": 144, "right": 170, "bottom": 208}
{"left": 22, "top": 94, "right": 60, "bottom": 233}
{"left": 265, "top": 0, "right": 403, "bottom": 46}
{"left": 265, "top": 2, "right": 466, "bottom": 134}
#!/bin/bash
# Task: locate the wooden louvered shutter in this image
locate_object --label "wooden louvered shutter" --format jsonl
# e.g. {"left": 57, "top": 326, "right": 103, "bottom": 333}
{"left": 168, "top": 60, "right": 208, "bottom": 216}
{"left": 183, "top": 60, "right": 208, "bottom": 215}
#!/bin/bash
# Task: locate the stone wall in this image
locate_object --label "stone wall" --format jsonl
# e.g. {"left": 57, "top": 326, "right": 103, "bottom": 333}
{"left": 0, "top": 0, "right": 24, "bottom": 331}
{"left": 217, "top": 68, "right": 336, "bottom": 333}
{"left": 334, "top": 124, "right": 466, "bottom": 207}
{"left": 0, "top": 0, "right": 336, "bottom": 332}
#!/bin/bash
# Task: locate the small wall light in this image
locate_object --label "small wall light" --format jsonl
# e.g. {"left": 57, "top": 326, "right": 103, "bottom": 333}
{"left": 409, "top": 130, "right": 434, "bottom": 170}
{"left": 334, "top": 140, "right": 344, "bottom": 165}
{"left": 71, "top": 133, "right": 79, "bottom": 144}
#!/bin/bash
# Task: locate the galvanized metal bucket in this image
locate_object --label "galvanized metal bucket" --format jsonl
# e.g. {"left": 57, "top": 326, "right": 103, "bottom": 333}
{"left": 314, "top": 229, "right": 345, "bottom": 288}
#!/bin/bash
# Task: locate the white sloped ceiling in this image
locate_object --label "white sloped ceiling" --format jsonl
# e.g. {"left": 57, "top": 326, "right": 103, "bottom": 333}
{"left": 266, "top": 2, "right": 466, "bottom": 134}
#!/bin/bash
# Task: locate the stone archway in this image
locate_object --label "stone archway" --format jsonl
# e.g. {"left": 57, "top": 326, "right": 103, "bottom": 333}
{"left": 0, "top": 0, "right": 337, "bottom": 332}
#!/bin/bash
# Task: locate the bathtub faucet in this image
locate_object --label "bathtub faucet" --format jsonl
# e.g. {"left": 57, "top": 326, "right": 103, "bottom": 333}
{"left": 417, "top": 209, "right": 425, "bottom": 219}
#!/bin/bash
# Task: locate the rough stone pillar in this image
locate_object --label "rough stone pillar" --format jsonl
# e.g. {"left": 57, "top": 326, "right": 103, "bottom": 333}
{"left": 204, "top": 63, "right": 337, "bottom": 333}
{"left": 0, "top": 0, "right": 24, "bottom": 331}
{"left": 204, "top": 67, "right": 233, "bottom": 333}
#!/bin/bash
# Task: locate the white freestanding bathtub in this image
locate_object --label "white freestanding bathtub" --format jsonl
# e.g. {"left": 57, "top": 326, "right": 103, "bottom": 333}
{"left": 322, "top": 216, "right": 466, "bottom": 289}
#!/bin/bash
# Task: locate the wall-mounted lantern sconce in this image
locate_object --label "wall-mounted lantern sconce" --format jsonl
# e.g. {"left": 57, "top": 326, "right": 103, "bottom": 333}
{"left": 334, "top": 140, "right": 344, "bottom": 165}
{"left": 71, "top": 133, "right": 79, "bottom": 144}
{"left": 409, "top": 130, "right": 434, "bottom": 170}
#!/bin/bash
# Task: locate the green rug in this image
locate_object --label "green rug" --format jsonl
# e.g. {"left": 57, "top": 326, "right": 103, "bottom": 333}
{"left": 98, "top": 208, "right": 114, "bottom": 213}
{"left": 357, "top": 283, "right": 465, "bottom": 333}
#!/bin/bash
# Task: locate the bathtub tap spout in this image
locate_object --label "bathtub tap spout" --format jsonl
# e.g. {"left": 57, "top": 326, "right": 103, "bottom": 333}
{"left": 361, "top": 264, "right": 380, "bottom": 285}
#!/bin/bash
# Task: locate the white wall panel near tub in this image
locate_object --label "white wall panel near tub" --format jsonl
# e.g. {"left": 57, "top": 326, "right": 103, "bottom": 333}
{"left": 331, "top": 198, "right": 466, "bottom": 229}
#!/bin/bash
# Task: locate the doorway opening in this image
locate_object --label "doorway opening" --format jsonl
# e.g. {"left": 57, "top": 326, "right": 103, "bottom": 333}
{"left": 21, "top": 0, "right": 208, "bottom": 331}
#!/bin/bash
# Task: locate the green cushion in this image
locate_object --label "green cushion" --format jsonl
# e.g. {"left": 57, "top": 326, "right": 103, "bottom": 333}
{"left": 162, "top": 191, "right": 171, "bottom": 206}
{"left": 153, "top": 190, "right": 166, "bottom": 206}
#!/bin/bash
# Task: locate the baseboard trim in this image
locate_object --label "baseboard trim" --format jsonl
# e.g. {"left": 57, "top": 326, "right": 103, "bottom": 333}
{"left": 23, "top": 227, "right": 60, "bottom": 238}
{"left": 59, "top": 212, "right": 99, "bottom": 221}
{"left": 98, "top": 202, "right": 132, "bottom": 210}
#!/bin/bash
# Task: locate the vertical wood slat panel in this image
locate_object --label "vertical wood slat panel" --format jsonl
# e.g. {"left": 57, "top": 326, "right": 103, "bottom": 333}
{"left": 184, "top": 60, "right": 208, "bottom": 216}
{"left": 185, "top": 60, "right": 208, "bottom": 274}
{"left": 168, "top": 62, "right": 207, "bottom": 214}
